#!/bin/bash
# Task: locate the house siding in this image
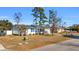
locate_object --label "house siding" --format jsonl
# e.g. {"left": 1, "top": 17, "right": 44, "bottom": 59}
{"left": 6, "top": 30, "right": 12, "bottom": 35}
{"left": 26, "top": 29, "right": 36, "bottom": 35}
{"left": 45, "top": 29, "right": 51, "bottom": 34}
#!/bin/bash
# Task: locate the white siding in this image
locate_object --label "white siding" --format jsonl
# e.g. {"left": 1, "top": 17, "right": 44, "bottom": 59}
{"left": 26, "top": 29, "right": 36, "bottom": 35}
{"left": 26, "top": 28, "right": 51, "bottom": 35}
{"left": 45, "top": 29, "right": 51, "bottom": 34}
{"left": 57, "top": 29, "right": 65, "bottom": 33}
{"left": 6, "top": 30, "right": 12, "bottom": 35}
{"left": 12, "top": 30, "right": 20, "bottom": 35}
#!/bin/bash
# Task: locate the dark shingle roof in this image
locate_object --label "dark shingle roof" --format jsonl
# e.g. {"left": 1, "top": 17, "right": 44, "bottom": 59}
{"left": 13, "top": 24, "right": 50, "bottom": 29}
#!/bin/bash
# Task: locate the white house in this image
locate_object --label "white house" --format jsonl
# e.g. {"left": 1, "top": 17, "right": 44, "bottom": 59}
{"left": 12, "top": 25, "right": 51, "bottom": 35}
{"left": 26, "top": 25, "right": 51, "bottom": 35}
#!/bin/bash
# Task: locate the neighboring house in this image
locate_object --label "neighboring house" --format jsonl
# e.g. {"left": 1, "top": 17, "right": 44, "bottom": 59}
{"left": 57, "top": 26, "right": 65, "bottom": 33}
{"left": 57, "top": 28, "right": 65, "bottom": 33}
{"left": 0, "top": 30, "right": 12, "bottom": 36}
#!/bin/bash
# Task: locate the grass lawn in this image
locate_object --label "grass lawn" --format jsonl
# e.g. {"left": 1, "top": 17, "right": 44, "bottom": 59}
{"left": 0, "top": 35, "right": 69, "bottom": 51}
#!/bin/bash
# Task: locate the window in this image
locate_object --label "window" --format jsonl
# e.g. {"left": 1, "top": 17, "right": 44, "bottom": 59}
{"left": 31, "top": 28, "right": 34, "bottom": 32}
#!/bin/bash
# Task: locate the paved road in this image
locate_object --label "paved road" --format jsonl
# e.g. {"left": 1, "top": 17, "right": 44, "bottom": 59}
{"left": 32, "top": 39, "right": 79, "bottom": 51}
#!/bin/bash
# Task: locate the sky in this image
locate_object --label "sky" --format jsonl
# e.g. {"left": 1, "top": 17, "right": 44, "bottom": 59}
{"left": 0, "top": 7, "right": 79, "bottom": 27}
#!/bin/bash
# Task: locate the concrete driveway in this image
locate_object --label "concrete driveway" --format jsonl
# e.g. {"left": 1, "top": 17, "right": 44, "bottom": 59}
{"left": 32, "top": 39, "right": 79, "bottom": 51}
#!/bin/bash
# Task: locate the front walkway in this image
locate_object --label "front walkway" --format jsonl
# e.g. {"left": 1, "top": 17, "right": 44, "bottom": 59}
{"left": 32, "top": 39, "right": 79, "bottom": 51}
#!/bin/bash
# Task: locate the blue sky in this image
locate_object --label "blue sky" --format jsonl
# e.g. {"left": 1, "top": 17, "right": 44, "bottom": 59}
{"left": 0, "top": 7, "right": 79, "bottom": 27}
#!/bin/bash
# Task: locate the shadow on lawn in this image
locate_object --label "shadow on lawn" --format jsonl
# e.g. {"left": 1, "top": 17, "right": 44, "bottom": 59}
{"left": 63, "top": 34, "right": 79, "bottom": 39}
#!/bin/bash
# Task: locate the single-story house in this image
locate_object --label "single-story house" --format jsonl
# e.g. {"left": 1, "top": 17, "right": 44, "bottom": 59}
{"left": 26, "top": 25, "right": 51, "bottom": 35}
{"left": 12, "top": 25, "right": 51, "bottom": 35}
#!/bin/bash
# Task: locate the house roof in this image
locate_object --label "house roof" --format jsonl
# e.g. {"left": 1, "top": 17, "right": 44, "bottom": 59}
{"left": 27, "top": 25, "right": 50, "bottom": 29}
{"left": 13, "top": 24, "right": 50, "bottom": 30}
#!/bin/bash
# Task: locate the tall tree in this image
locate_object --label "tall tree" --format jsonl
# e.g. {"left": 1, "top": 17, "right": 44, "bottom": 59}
{"left": 37, "top": 7, "right": 47, "bottom": 25}
{"left": 14, "top": 12, "right": 22, "bottom": 35}
{"left": 32, "top": 7, "right": 47, "bottom": 34}
{"left": 18, "top": 24, "right": 27, "bottom": 36}
{"left": 49, "top": 9, "right": 61, "bottom": 34}
{"left": 0, "top": 19, "right": 12, "bottom": 35}
{"left": 0, "top": 19, "right": 12, "bottom": 30}
{"left": 14, "top": 12, "right": 22, "bottom": 25}
{"left": 32, "top": 7, "right": 39, "bottom": 25}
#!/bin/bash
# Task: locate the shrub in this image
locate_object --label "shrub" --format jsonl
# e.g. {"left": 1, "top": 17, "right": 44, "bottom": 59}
{"left": 22, "top": 37, "right": 26, "bottom": 41}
